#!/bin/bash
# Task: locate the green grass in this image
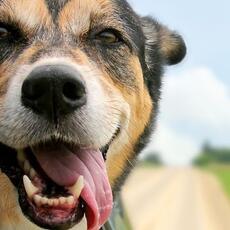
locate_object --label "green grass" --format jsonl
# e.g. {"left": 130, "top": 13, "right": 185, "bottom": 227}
{"left": 204, "top": 164, "right": 230, "bottom": 197}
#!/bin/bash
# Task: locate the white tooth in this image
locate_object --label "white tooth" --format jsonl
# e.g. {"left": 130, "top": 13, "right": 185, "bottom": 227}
{"left": 66, "top": 196, "right": 74, "bottom": 205}
{"left": 41, "top": 197, "right": 48, "bottom": 205}
{"left": 53, "top": 199, "right": 59, "bottom": 206}
{"left": 23, "top": 175, "right": 39, "bottom": 199}
{"left": 48, "top": 199, "right": 54, "bottom": 206}
{"left": 24, "top": 160, "right": 31, "bottom": 173}
{"left": 34, "top": 195, "right": 42, "bottom": 207}
{"left": 17, "top": 150, "right": 26, "bottom": 163}
{"left": 59, "top": 197, "right": 66, "bottom": 205}
{"left": 69, "top": 176, "right": 84, "bottom": 198}
{"left": 30, "top": 168, "right": 36, "bottom": 179}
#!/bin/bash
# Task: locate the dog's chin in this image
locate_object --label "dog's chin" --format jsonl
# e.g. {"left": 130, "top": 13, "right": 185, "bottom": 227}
{"left": 0, "top": 131, "right": 119, "bottom": 230}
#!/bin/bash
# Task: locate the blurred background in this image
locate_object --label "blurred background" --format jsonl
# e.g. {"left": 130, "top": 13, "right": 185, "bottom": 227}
{"left": 121, "top": 1, "right": 230, "bottom": 229}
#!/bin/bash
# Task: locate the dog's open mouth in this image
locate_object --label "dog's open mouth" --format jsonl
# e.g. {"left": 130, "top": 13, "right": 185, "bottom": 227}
{"left": 0, "top": 138, "right": 116, "bottom": 230}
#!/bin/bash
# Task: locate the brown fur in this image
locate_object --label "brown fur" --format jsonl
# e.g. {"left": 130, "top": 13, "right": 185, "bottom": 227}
{"left": 0, "top": 0, "right": 52, "bottom": 34}
{"left": 107, "top": 57, "right": 153, "bottom": 186}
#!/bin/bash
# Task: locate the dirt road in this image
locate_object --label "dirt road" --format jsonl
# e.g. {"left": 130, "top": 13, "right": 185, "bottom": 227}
{"left": 122, "top": 167, "right": 230, "bottom": 230}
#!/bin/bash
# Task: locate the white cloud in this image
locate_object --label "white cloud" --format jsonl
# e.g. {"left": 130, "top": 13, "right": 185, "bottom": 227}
{"left": 161, "top": 67, "right": 230, "bottom": 130}
{"left": 143, "top": 123, "right": 199, "bottom": 165}
{"left": 143, "top": 67, "right": 230, "bottom": 165}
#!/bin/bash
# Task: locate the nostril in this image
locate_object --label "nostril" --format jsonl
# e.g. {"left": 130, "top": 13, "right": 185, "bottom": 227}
{"left": 62, "top": 82, "right": 85, "bottom": 101}
{"left": 22, "top": 79, "right": 43, "bottom": 101}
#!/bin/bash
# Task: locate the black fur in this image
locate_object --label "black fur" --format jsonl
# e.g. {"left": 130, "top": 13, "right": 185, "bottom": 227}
{"left": 111, "top": 1, "right": 186, "bottom": 192}
{"left": 45, "top": 0, "right": 70, "bottom": 19}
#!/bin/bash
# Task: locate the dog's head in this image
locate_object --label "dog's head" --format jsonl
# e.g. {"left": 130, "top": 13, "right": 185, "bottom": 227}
{"left": 0, "top": 0, "right": 186, "bottom": 229}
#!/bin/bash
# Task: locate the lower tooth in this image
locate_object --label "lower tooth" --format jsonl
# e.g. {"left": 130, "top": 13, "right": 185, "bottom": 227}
{"left": 48, "top": 199, "right": 54, "bottom": 206}
{"left": 66, "top": 196, "right": 74, "bottom": 205}
{"left": 41, "top": 197, "right": 48, "bottom": 205}
{"left": 59, "top": 197, "right": 66, "bottom": 205}
{"left": 34, "top": 195, "right": 42, "bottom": 207}
{"left": 34, "top": 195, "right": 56, "bottom": 207}
{"left": 34, "top": 196, "right": 74, "bottom": 207}
{"left": 53, "top": 199, "right": 59, "bottom": 206}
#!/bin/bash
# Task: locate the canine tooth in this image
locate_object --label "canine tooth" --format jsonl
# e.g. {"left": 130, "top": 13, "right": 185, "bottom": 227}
{"left": 69, "top": 176, "right": 84, "bottom": 198}
{"left": 30, "top": 168, "right": 36, "bottom": 179}
{"left": 66, "top": 196, "right": 74, "bottom": 205}
{"left": 23, "top": 175, "right": 39, "bottom": 199}
{"left": 24, "top": 160, "right": 31, "bottom": 173}
{"left": 34, "top": 195, "right": 42, "bottom": 207}
{"left": 59, "top": 197, "right": 66, "bottom": 205}
{"left": 41, "top": 197, "right": 48, "bottom": 205}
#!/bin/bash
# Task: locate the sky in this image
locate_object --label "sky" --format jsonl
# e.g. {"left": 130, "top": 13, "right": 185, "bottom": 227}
{"left": 128, "top": 0, "right": 230, "bottom": 165}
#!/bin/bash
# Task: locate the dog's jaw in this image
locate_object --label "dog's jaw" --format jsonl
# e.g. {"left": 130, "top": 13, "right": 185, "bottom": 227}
{"left": 0, "top": 134, "right": 121, "bottom": 229}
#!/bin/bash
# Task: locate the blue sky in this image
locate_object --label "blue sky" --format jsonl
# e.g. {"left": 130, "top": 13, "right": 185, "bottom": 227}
{"left": 128, "top": 0, "right": 230, "bottom": 165}
{"left": 129, "top": 0, "right": 230, "bottom": 84}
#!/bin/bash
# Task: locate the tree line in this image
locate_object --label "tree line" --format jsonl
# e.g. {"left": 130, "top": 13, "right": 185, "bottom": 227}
{"left": 193, "top": 142, "right": 230, "bottom": 166}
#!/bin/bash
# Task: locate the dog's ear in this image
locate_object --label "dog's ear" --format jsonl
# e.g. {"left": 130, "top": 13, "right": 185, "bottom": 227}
{"left": 142, "top": 17, "right": 186, "bottom": 66}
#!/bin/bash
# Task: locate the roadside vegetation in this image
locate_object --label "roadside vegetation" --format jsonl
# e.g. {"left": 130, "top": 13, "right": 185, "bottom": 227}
{"left": 138, "top": 152, "right": 162, "bottom": 167}
{"left": 193, "top": 142, "right": 230, "bottom": 197}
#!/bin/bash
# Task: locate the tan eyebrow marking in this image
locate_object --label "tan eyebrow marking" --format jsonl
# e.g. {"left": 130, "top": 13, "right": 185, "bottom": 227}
{"left": 0, "top": 0, "right": 52, "bottom": 33}
{"left": 58, "top": 0, "right": 93, "bottom": 35}
{"left": 58, "top": 0, "right": 115, "bottom": 35}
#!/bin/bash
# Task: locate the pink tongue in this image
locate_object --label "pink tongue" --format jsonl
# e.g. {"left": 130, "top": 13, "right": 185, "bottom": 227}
{"left": 33, "top": 145, "right": 113, "bottom": 230}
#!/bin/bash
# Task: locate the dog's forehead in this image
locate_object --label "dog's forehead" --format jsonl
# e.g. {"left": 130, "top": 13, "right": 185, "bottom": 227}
{"left": 0, "top": 0, "right": 115, "bottom": 20}
{"left": 45, "top": 0, "right": 115, "bottom": 19}
{"left": 0, "top": 0, "right": 130, "bottom": 37}
{"left": 45, "top": 0, "right": 71, "bottom": 16}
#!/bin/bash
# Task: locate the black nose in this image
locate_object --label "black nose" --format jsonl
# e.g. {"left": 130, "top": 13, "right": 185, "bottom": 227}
{"left": 21, "top": 65, "right": 86, "bottom": 121}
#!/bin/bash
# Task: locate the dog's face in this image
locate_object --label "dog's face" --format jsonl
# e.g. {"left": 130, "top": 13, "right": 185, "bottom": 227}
{"left": 0, "top": 0, "right": 186, "bottom": 229}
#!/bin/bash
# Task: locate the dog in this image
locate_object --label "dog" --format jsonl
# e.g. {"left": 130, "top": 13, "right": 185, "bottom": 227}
{"left": 0, "top": 0, "right": 186, "bottom": 229}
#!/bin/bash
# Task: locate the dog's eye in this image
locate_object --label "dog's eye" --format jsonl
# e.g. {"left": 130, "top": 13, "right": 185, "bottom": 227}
{"left": 95, "top": 30, "right": 121, "bottom": 44}
{"left": 0, "top": 27, "right": 9, "bottom": 39}
{"left": 0, "top": 24, "right": 25, "bottom": 44}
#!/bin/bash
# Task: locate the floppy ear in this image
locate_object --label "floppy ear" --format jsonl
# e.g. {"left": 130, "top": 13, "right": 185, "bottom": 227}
{"left": 142, "top": 17, "right": 186, "bottom": 66}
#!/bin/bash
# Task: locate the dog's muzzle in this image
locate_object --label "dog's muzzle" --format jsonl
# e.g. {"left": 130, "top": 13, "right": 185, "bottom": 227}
{"left": 0, "top": 61, "right": 123, "bottom": 230}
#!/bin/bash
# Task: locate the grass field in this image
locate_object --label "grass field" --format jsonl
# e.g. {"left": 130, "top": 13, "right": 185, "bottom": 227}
{"left": 204, "top": 164, "right": 230, "bottom": 198}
